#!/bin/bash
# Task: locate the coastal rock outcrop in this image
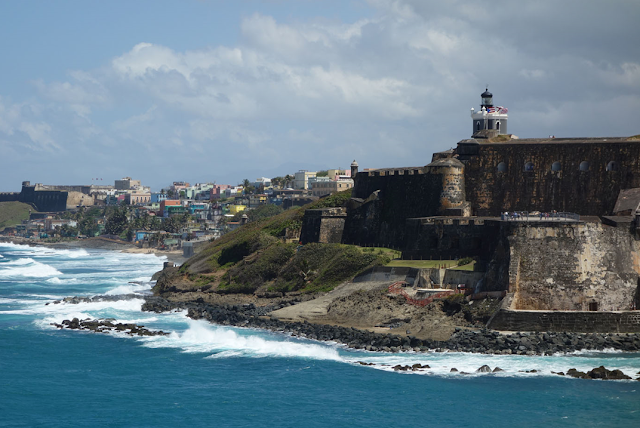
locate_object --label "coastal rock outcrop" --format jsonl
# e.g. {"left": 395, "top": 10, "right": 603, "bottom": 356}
{"left": 52, "top": 318, "right": 168, "bottom": 337}
{"left": 566, "top": 366, "right": 632, "bottom": 380}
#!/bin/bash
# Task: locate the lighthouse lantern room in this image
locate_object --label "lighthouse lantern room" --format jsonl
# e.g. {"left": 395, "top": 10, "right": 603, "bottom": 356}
{"left": 471, "top": 88, "right": 508, "bottom": 138}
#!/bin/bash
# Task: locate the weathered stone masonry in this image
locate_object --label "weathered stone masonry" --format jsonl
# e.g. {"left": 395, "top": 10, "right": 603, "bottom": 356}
{"left": 461, "top": 138, "right": 640, "bottom": 216}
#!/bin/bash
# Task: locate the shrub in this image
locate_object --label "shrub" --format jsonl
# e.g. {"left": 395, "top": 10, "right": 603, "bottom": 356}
{"left": 457, "top": 257, "right": 474, "bottom": 266}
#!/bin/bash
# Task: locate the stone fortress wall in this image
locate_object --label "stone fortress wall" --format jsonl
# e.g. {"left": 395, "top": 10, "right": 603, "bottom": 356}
{"left": 461, "top": 138, "right": 640, "bottom": 216}
{"left": 3, "top": 182, "right": 102, "bottom": 212}
{"left": 504, "top": 221, "right": 640, "bottom": 312}
{"left": 346, "top": 136, "right": 640, "bottom": 247}
{"left": 19, "top": 184, "right": 69, "bottom": 212}
{"left": 301, "top": 134, "right": 640, "bottom": 322}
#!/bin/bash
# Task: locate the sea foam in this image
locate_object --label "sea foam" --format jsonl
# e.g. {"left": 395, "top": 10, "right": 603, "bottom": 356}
{"left": 0, "top": 258, "right": 62, "bottom": 278}
{"left": 142, "top": 319, "right": 343, "bottom": 362}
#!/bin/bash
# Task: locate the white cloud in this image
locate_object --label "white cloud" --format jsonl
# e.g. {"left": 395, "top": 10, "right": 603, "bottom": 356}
{"left": 2, "top": 0, "right": 639, "bottom": 189}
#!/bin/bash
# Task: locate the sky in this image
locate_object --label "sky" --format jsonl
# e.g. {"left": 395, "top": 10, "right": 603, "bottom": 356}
{"left": 1, "top": 0, "right": 639, "bottom": 192}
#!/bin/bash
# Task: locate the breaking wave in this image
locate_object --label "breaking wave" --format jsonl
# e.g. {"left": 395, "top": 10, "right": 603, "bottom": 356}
{"left": 0, "top": 258, "right": 62, "bottom": 278}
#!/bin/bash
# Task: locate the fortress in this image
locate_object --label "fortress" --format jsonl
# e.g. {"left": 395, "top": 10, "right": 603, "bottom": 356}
{"left": 0, "top": 182, "right": 109, "bottom": 212}
{"left": 301, "top": 90, "right": 640, "bottom": 330}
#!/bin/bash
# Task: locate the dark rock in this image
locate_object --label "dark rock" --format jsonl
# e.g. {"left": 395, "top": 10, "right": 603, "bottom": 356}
{"left": 476, "top": 365, "right": 492, "bottom": 373}
{"left": 586, "top": 366, "right": 632, "bottom": 380}
{"left": 566, "top": 366, "right": 630, "bottom": 380}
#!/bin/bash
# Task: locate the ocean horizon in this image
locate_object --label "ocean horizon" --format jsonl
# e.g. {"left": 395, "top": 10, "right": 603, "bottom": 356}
{"left": 1, "top": 241, "right": 639, "bottom": 427}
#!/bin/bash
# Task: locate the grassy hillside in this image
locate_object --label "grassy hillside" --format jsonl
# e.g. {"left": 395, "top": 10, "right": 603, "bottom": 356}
{"left": 0, "top": 202, "right": 34, "bottom": 231}
{"left": 160, "top": 190, "right": 390, "bottom": 295}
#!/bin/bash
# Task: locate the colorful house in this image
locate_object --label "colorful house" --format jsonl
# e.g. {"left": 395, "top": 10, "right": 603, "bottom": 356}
{"left": 160, "top": 200, "right": 181, "bottom": 217}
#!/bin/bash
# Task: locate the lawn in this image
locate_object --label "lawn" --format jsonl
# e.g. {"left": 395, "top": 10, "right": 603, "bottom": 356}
{"left": 385, "top": 259, "right": 476, "bottom": 271}
{"left": 356, "top": 246, "right": 402, "bottom": 259}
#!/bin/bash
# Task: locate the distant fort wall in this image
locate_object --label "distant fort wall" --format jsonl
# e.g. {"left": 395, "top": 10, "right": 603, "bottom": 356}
{"left": 19, "top": 185, "right": 68, "bottom": 212}
{"left": 3, "top": 182, "right": 99, "bottom": 212}
{"left": 0, "top": 193, "right": 20, "bottom": 203}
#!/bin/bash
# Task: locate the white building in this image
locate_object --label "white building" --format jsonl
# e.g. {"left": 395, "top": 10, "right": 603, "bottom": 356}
{"left": 294, "top": 170, "right": 316, "bottom": 190}
{"left": 470, "top": 88, "right": 508, "bottom": 137}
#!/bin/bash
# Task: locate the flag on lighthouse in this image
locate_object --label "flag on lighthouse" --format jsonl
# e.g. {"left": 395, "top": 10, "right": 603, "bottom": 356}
{"left": 488, "top": 106, "right": 508, "bottom": 113}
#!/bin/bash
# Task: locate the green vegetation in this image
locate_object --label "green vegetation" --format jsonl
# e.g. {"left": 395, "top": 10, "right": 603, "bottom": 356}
{"left": 0, "top": 202, "right": 34, "bottom": 231}
{"left": 311, "top": 189, "right": 352, "bottom": 208}
{"left": 385, "top": 259, "right": 477, "bottom": 271}
{"left": 230, "top": 204, "right": 284, "bottom": 223}
{"left": 457, "top": 257, "right": 474, "bottom": 266}
{"left": 178, "top": 189, "right": 386, "bottom": 294}
{"left": 358, "top": 246, "right": 402, "bottom": 260}
{"left": 104, "top": 207, "right": 128, "bottom": 236}
{"left": 489, "top": 134, "right": 513, "bottom": 142}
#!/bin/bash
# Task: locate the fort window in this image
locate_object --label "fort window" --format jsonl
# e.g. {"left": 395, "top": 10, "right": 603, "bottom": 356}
{"left": 606, "top": 161, "right": 618, "bottom": 172}
{"left": 551, "top": 161, "right": 561, "bottom": 171}
{"left": 588, "top": 301, "right": 598, "bottom": 311}
{"left": 476, "top": 122, "right": 480, "bottom": 131}
{"left": 496, "top": 121, "right": 500, "bottom": 131}
{"left": 497, "top": 162, "right": 507, "bottom": 172}
{"left": 524, "top": 162, "right": 534, "bottom": 172}
{"left": 579, "top": 161, "right": 590, "bottom": 171}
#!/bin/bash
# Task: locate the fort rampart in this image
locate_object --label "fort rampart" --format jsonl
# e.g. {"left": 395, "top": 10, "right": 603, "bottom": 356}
{"left": 343, "top": 137, "right": 640, "bottom": 250}
{"left": 461, "top": 138, "right": 640, "bottom": 216}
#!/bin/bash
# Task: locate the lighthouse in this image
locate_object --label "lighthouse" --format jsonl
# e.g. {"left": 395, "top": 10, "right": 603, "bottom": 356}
{"left": 470, "top": 88, "right": 508, "bottom": 138}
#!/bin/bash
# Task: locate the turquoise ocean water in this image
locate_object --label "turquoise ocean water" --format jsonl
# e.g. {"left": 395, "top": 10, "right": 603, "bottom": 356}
{"left": 1, "top": 242, "right": 639, "bottom": 427}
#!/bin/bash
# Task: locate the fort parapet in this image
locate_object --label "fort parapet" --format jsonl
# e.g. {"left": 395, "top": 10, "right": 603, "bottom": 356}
{"left": 344, "top": 136, "right": 640, "bottom": 248}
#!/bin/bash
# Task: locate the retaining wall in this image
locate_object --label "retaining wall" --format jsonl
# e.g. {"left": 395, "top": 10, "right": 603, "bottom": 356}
{"left": 488, "top": 308, "right": 640, "bottom": 333}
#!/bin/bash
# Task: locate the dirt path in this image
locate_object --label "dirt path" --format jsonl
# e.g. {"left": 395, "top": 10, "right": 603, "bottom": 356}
{"left": 271, "top": 280, "right": 391, "bottom": 322}
{"left": 270, "top": 280, "right": 466, "bottom": 341}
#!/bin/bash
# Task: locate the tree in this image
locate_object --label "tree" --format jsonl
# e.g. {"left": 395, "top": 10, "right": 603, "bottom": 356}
{"left": 163, "top": 216, "right": 182, "bottom": 233}
{"left": 105, "top": 207, "right": 128, "bottom": 235}
{"left": 271, "top": 176, "right": 284, "bottom": 188}
{"left": 149, "top": 215, "right": 161, "bottom": 231}
{"left": 58, "top": 224, "right": 78, "bottom": 238}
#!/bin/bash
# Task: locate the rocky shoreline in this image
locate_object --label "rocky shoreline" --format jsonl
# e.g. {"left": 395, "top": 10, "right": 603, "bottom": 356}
{"left": 141, "top": 296, "right": 640, "bottom": 355}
